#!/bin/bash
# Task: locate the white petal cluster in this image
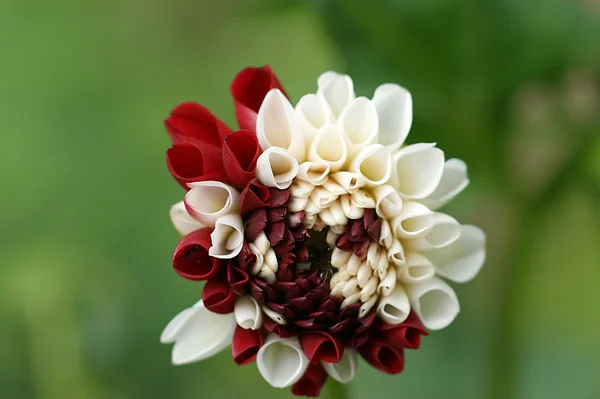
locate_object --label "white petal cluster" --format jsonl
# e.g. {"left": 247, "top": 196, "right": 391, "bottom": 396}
{"left": 254, "top": 71, "right": 486, "bottom": 331}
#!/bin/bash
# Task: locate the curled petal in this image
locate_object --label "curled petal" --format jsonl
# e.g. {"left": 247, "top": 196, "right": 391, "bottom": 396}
{"left": 165, "top": 102, "right": 231, "bottom": 146}
{"left": 257, "top": 89, "right": 305, "bottom": 162}
{"left": 398, "top": 252, "right": 435, "bottom": 284}
{"left": 387, "top": 239, "right": 406, "bottom": 266}
{"left": 322, "top": 348, "right": 358, "bottom": 383}
{"left": 202, "top": 276, "right": 237, "bottom": 314}
{"left": 222, "top": 130, "right": 262, "bottom": 190}
{"left": 372, "top": 83, "right": 413, "bottom": 151}
{"left": 377, "top": 267, "right": 397, "bottom": 296}
{"left": 300, "top": 331, "right": 344, "bottom": 364}
{"left": 426, "top": 225, "right": 486, "bottom": 283}
{"left": 170, "top": 201, "right": 204, "bottom": 236}
{"left": 421, "top": 158, "right": 469, "bottom": 210}
{"left": 377, "top": 284, "right": 410, "bottom": 325}
{"left": 256, "top": 147, "right": 299, "bottom": 190}
{"left": 173, "top": 229, "right": 222, "bottom": 280}
{"left": 308, "top": 124, "right": 348, "bottom": 172}
{"left": 317, "top": 71, "right": 355, "bottom": 118}
{"left": 234, "top": 296, "right": 263, "bottom": 330}
{"left": 391, "top": 143, "right": 445, "bottom": 199}
{"left": 349, "top": 144, "right": 392, "bottom": 187}
{"left": 240, "top": 178, "right": 272, "bottom": 217}
{"left": 227, "top": 264, "right": 249, "bottom": 296}
{"left": 338, "top": 97, "right": 379, "bottom": 156}
{"left": 404, "top": 212, "right": 461, "bottom": 251}
{"left": 244, "top": 208, "right": 268, "bottom": 241}
{"left": 256, "top": 335, "right": 310, "bottom": 388}
{"left": 184, "top": 181, "right": 240, "bottom": 227}
{"left": 232, "top": 326, "right": 264, "bottom": 365}
{"left": 391, "top": 201, "right": 434, "bottom": 239}
{"left": 377, "top": 312, "right": 428, "bottom": 350}
{"left": 166, "top": 143, "right": 227, "bottom": 189}
{"left": 359, "top": 339, "right": 404, "bottom": 374}
{"left": 372, "top": 185, "right": 403, "bottom": 219}
{"left": 231, "top": 65, "right": 287, "bottom": 131}
{"left": 160, "top": 300, "right": 236, "bottom": 365}
{"left": 405, "top": 276, "right": 460, "bottom": 330}
{"left": 209, "top": 214, "right": 244, "bottom": 259}
{"left": 331, "top": 172, "right": 365, "bottom": 193}
{"left": 297, "top": 161, "right": 330, "bottom": 186}
{"left": 292, "top": 363, "right": 328, "bottom": 397}
{"left": 295, "top": 93, "right": 334, "bottom": 143}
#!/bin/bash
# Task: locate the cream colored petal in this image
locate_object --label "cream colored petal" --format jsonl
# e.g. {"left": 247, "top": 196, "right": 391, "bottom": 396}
{"left": 398, "top": 252, "right": 435, "bottom": 284}
{"left": 391, "top": 201, "right": 434, "bottom": 239}
{"left": 351, "top": 189, "right": 376, "bottom": 209}
{"left": 234, "top": 296, "right": 263, "bottom": 330}
{"left": 405, "top": 276, "right": 460, "bottom": 330}
{"left": 256, "top": 147, "right": 299, "bottom": 190}
{"left": 338, "top": 97, "right": 378, "bottom": 156}
{"left": 257, "top": 89, "right": 305, "bottom": 162}
{"left": 372, "top": 185, "right": 403, "bottom": 219}
{"left": 331, "top": 171, "right": 365, "bottom": 193}
{"left": 340, "top": 194, "right": 365, "bottom": 220}
{"left": 420, "top": 158, "right": 469, "bottom": 210}
{"left": 376, "top": 284, "right": 410, "bottom": 324}
{"left": 404, "top": 212, "right": 461, "bottom": 251}
{"left": 296, "top": 161, "right": 330, "bottom": 186}
{"left": 377, "top": 267, "right": 397, "bottom": 296}
{"left": 295, "top": 93, "right": 335, "bottom": 143}
{"left": 290, "top": 180, "right": 315, "bottom": 198}
{"left": 331, "top": 247, "right": 352, "bottom": 268}
{"left": 257, "top": 335, "right": 309, "bottom": 388}
{"left": 308, "top": 124, "right": 348, "bottom": 172}
{"left": 184, "top": 181, "right": 240, "bottom": 227}
{"left": 322, "top": 349, "right": 358, "bottom": 383}
{"left": 170, "top": 201, "right": 204, "bottom": 236}
{"left": 358, "top": 294, "right": 378, "bottom": 317}
{"left": 349, "top": 144, "right": 392, "bottom": 187}
{"left": 253, "top": 232, "right": 270, "bottom": 255}
{"left": 387, "top": 239, "right": 406, "bottom": 266}
{"left": 391, "top": 143, "right": 445, "bottom": 199}
{"left": 317, "top": 71, "right": 355, "bottom": 118}
{"left": 209, "top": 214, "right": 244, "bottom": 259}
{"left": 372, "top": 83, "right": 413, "bottom": 151}
{"left": 262, "top": 306, "right": 287, "bottom": 325}
{"left": 379, "top": 219, "right": 394, "bottom": 249}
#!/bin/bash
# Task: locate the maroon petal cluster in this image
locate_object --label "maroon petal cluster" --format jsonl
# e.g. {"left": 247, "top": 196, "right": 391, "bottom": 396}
{"left": 335, "top": 209, "right": 381, "bottom": 258}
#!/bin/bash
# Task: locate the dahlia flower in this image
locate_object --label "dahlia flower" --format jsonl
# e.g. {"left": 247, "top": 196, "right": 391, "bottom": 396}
{"left": 160, "top": 66, "right": 486, "bottom": 397}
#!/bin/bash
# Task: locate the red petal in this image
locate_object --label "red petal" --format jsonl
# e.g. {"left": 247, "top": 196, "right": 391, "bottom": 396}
{"left": 359, "top": 339, "right": 405, "bottom": 374}
{"left": 376, "top": 311, "right": 428, "bottom": 350}
{"left": 300, "top": 331, "right": 344, "bottom": 364}
{"left": 173, "top": 229, "right": 222, "bottom": 280}
{"left": 264, "top": 319, "right": 296, "bottom": 338}
{"left": 166, "top": 143, "right": 227, "bottom": 189}
{"left": 335, "top": 234, "right": 353, "bottom": 251}
{"left": 363, "top": 209, "right": 381, "bottom": 242}
{"left": 266, "top": 221, "right": 286, "bottom": 246}
{"left": 222, "top": 130, "right": 262, "bottom": 190}
{"left": 240, "top": 179, "right": 272, "bottom": 217}
{"left": 165, "top": 102, "right": 231, "bottom": 147}
{"left": 230, "top": 65, "right": 287, "bottom": 131}
{"left": 232, "top": 326, "right": 264, "bottom": 365}
{"left": 202, "top": 276, "right": 236, "bottom": 314}
{"left": 244, "top": 208, "right": 268, "bottom": 241}
{"left": 235, "top": 241, "right": 256, "bottom": 272}
{"left": 227, "top": 264, "right": 249, "bottom": 296}
{"left": 292, "top": 363, "right": 328, "bottom": 397}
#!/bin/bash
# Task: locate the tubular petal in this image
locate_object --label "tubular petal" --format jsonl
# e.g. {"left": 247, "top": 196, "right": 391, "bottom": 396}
{"left": 170, "top": 201, "right": 204, "bottom": 236}
{"left": 292, "top": 363, "right": 328, "bottom": 397}
{"left": 421, "top": 158, "right": 469, "bottom": 210}
{"left": 337, "top": 97, "right": 379, "bottom": 156}
{"left": 222, "top": 130, "right": 262, "bottom": 190}
{"left": 404, "top": 212, "right": 461, "bottom": 251}
{"left": 372, "top": 83, "right": 413, "bottom": 151}
{"left": 209, "top": 214, "right": 244, "bottom": 259}
{"left": 295, "top": 93, "right": 334, "bottom": 143}
{"left": 165, "top": 102, "right": 232, "bottom": 146}
{"left": 349, "top": 144, "right": 392, "bottom": 187}
{"left": 391, "top": 143, "right": 445, "bottom": 199}
{"left": 376, "top": 284, "right": 410, "bottom": 325}
{"left": 173, "top": 229, "right": 222, "bottom": 280}
{"left": 256, "top": 335, "right": 310, "bottom": 388}
{"left": 308, "top": 124, "right": 348, "bottom": 172}
{"left": 317, "top": 71, "right": 356, "bottom": 118}
{"left": 405, "top": 277, "right": 460, "bottom": 330}
{"left": 184, "top": 181, "right": 240, "bottom": 227}
{"left": 232, "top": 326, "right": 264, "bottom": 365}
{"left": 256, "top": 147, "right": 299, "bottom": 190}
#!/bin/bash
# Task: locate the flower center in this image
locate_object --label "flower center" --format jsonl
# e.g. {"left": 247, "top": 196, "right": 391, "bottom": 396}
{"left": 306, "top": 228, "right": 337, "bottom": 280}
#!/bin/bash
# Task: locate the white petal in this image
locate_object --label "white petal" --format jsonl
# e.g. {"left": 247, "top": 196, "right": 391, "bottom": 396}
{"left": 317, "top": 71, "right": 355, "bottom": 118}
{"left": 161, "top": 300, "right": 236, "bottom": 365}
{"left": 338, "top": 97, "right": 378, "bottom": 156}
{"left": 398, "top": 252, "right": 435, "bottom": 284}
{"left": 377, "top": 267, "right": 397, "bottom": 296}
{"left": 340, "top": 194, "right": 365, "bottom": 219}
{"left": 372, "top": 83, "right": 413, "bottom": 151}
{"left": 379, "top": 219, "right": 393, "bottom": 249}
{"left": 421, "top": 158, "right": 470, "bottom": 210}
{"left": 209, "top": 214, "right": 244, "bottom": 259}
{"left": 295, "top": 93, "right": 334, "bottom": 143}
{"left": 426, "top": 225, "right": 486, "bottom": 283}
{"left": 391, "top": 201, "right": 434, "bottom": 238}
{"left": 296, "top": 161, "right": 330, "bottom": 186}
{"left": 308, "top": 124, "right": 348, "bottom": 172}
{"left": 253, "top": 232, "right": 270, "bottom": 255}
{"left": 331, "top": 247, "right": 352, "bottom": 268}
{"left": 372, "top": 185, "right": 403, "bottom": 219}
{"left": 351, "top": 189, "right": 376, "bottom": 209}
{"left": 262, "top": 305, "right": 287, "bottom": 325}
{"left": 391, "top": 143, "right": 445, "bottom": 199}
{"left": 376, "top": 284, "right": 410, "bottom": 324}
{"left": 256, "top": 335, "right": 309, "bottom": 388}
{"left": 322, "top": 349, "right": 358, "bottom": 383}
{"left": 184, "top": 181, "right": 240, "bottom": 227}
{"left": 257, "top": 89, "right": 305, "bottom": 162}
{"left": 331, "top": 171, "right": 365, "bottom": 193}
{"left": 234, "top": 296, "right": 263, "bottom": 330}
{"left": 404, "top": 213, "right": 461, "bottom": 251}
{"left": 290, "top": 180, "right": 315, "bottom": 198}
{"left": 387, "top": 239, "right": 406, "bottom": 266}
{"left": 170, "top": 201, "right": 204, "bottom": 236}
{"left": 256, "top": 147, "right": 299, "bottom": 190}
{"left": 349, "top": 144, "right": 392, "bottom": 187}
{"left": 405, "top": 277, "right": 460, "bottom": 330}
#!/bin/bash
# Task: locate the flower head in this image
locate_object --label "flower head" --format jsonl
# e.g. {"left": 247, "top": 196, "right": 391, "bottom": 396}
{"left": 161, "top": 66, "right": 486, "bottom": 396}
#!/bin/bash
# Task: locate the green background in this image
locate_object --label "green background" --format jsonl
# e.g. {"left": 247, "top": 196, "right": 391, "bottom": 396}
{"left": 1, "top": 1, "right": 599, "bottom": 398}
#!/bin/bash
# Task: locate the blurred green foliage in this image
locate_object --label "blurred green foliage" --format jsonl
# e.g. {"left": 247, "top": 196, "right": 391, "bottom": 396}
{"left": 0, "top": 0, "right": 599, "bottom": 398}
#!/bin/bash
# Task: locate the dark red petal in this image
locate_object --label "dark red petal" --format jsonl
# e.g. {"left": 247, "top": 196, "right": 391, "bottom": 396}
{"left": 202, "top": 276, "right": 236, "bottom": 314}
{"left": 376, "top": 311, "right": 429, "bottom": 350}
{"left": 165, "top": 102, "right": 231, "bottom": 146}
{"left": 230, "top": 65, "right": 287, "bottom": 131}
{"left": 244, "top": 208, "right": 268, "bottom": 241}
{"left": 269, "top": 187, "right": 291, "bottom": 207}
{"left": 240, "top": 179, "right": 272, "bottom": 217}
{"left": 292, "top": 363, "right": 328, "bottom": 397}
{"left": 363, "top": 209, "right": 381, "bottom": 242}
{"left": 166, "top": 143, "right": 227, "bottom": 189}
{"left": 232, "top": 326, "right": 264, "bottom": 365}
{"left": 300, "top": 331, "right": 344, "bottom": 364}
{"left": 266, "top": 221, "right": 286, "bottom": 246}
{"left": 267, "top": 206, "right": 287, "bottom": 224}
{"left": 264, "top": 319, "right": 296, "bottom": 338}
{"left": 173, "top": 229, "right": 222, "bottom": 280}
{"left": 354, "top": 240, "right": 370, "bottom": 259}
{"left": 335, "top": 234, "right": 353, "bottom": 251}
{"left": 227, "top": 264, "right": 249, "bottom": 296}
{"left": 359, "top": 340, "right": 405, "bottom": 374}
{"left": 222, "top": 130, "right": 262, "bottom": 190}
{"left": 235, "top": 241, "right": 256, "bottom": 272}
